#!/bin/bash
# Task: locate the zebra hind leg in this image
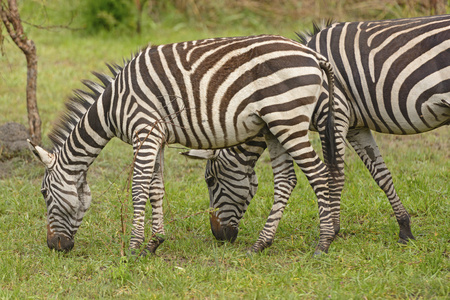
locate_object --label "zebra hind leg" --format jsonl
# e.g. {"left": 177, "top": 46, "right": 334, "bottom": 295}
{"left": 318, "top": 118, "right": 348, "bottom": 237}
{"left": 249, "top": 133, "right": 297, "bottom": 253}
{"left": 346, "top": 128, "right": 415, "bottom": 243}
{"left": 264, "top": 132, "right": 335, "bottom": 255}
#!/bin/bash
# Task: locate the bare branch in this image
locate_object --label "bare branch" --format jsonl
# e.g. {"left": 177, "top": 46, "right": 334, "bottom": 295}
{"left": 21, "top": 10, "right": 84, "bottom": 32}
{"left": 0, "top": 20, "right": 4, "bottom": 56}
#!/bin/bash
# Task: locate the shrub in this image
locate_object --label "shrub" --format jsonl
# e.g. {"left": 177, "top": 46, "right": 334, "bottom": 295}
{"left": 82, "top": 0, "right": 135, "bottom": 33}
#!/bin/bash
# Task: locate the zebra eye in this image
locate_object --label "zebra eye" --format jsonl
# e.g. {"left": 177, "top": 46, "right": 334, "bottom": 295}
{"left": 41, "top": 188, "right": 49, "bottom": 198}
{"left": 205, "top": 176, "right": 216, "bottom": 187}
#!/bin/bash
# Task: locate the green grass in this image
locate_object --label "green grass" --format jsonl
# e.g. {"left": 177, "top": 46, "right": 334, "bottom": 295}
{"left": 1, "top": 4, "right": 449, "bottom": 299}
{"left": 0, "top": 132, "right": 448, "bottom": 298}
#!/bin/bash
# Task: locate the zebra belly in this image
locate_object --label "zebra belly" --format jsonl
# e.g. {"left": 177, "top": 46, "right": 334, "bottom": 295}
{"left": 170, "top": 111, "right": 266, "bottom": 149}
{"left": 361, "top": 90, "right": 450, "bottom": 135}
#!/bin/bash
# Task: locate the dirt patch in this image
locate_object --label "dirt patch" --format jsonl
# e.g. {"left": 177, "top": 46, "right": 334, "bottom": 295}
{"left": 0, "top": 122, "right": 32, "bottom": 179}
{"left": 0, "top": 122, "right": 30, "bottom": 159}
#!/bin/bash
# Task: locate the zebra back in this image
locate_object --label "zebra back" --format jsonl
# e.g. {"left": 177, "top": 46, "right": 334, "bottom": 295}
{"left": 303, "top": 15, "right": 450, "bottom": 134}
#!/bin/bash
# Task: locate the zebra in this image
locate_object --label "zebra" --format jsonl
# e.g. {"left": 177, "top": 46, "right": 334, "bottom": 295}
{"left": 183, "top": 15, "right": 450, "bottom": 253}
{"left": 27, "top": 34, "right": 339, "bottom": 255}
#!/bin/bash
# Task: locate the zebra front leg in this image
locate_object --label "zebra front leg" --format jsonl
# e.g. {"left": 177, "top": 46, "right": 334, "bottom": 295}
{"left": 249, "top": 136, "right": 297, "bottom": 253}
{"left": 130, "top": 132, "right": 166, "bottom": 255}
{"left": 346, "top": 128, "right": 415, "bottom": 243}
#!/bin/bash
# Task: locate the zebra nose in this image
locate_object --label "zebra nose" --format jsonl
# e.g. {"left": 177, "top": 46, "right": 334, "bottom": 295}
{"left": 210, "top": 213, "right": 238, "bottom": 243}
{"left": 47, "top": 234, "right": 74, "bottom": 252}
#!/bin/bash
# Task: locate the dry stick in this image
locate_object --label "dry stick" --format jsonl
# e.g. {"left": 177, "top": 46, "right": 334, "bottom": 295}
{"left": 90, "top": 187, "right": 127, "bottom": 258}
{"left": 95, "top": 217, "right": 122, "bottom": 258}
{"left": 95, "top": 164, "right": 136, "bottom": 258}
{"left": 88, "top": 158, "right": 135, "bottom": 257}
{"left": 119, "top": 189, "right": 127, "bottom": 257}
{"left": 91, "top": 163, "right": 133, "bottom": 257}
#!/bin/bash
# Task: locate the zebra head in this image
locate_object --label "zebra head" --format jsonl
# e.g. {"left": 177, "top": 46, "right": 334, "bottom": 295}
{"left": 182, "top": 149, "right": 258, "bottom": 243}
{"left": 28, "top": 140, "right": 92, "bottom": 252}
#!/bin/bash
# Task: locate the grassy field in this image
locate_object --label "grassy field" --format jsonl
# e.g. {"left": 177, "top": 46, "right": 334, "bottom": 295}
{"left": 1, "top": 2, "right": 449, "bottom": 299}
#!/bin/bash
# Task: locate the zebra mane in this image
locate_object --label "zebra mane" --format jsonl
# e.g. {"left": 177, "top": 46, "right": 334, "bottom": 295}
{"left": 48, "top": 63, "right": 123, "bottom": 152}
{"left": 296, "top": 19, "right": 335, "bottom": 45}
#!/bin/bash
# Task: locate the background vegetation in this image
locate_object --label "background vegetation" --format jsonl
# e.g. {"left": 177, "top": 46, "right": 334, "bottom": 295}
{"left": 1, "top": 0, "right": 449, "bottom": 298}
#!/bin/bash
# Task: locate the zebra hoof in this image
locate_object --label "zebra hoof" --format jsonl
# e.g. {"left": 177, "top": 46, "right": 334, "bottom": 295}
{"left": 249, "top": 239, "right": 273, "bottom": 254}
{"left": 398, "top": 238, "right": 408, "bottom": 245}
{"left": 247, "top": 247, "right": 263, "bottom": 255}
{"left": 130, "top": 236, "right": 166, "bottom": 257}
{"left": 313, "top": 247, "right": 330, "bottom": 257}
{"left": 129, "top": 248, "right": 152, "bottom": 257}
{"left": 398, "top": 235, "right": 415, "bottom": 245}
{"left": 398, "top": 216, "right": 415, "bottom": 243}
{"left": 314, "top": 243, "right": 330, "bottom": 256}
{"left": 313, "top": 249, "right": 323, "bottom": 257}
{"left": 145, "top": 236, "right": 165, "bottom": 255}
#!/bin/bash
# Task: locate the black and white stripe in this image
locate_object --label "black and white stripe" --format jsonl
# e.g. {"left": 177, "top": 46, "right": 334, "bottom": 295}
{"left": 28, "top": 34, "right": 338, "bottom": 254}
{"left": 193, "top": 15, "right": 450, "bottom": 252}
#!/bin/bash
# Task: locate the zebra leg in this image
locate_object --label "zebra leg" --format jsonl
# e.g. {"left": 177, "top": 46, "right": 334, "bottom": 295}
{"left": 143, "top": 146, "right": 166, "bottom": 254}
{"left": 129, "top": 130, "right": 166, "bottom": 255}
{"left": 249, "top": 135, "right": 296, "bottom": 253}
{"left": 265, "top": 132, "right": 335, "bottom": 254}
{"left": 346, "top": 128, "right": 415, "bottom": 243}
{"left": 318, "top": 122, "right": 348, "bottom": 236}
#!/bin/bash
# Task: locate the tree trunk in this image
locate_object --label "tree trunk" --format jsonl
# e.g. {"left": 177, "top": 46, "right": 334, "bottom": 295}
{"left": 25, "top": 39, "right": 40, "bottom": 145}
{"left": 135, "top": 0, "right": 142, "bottom": 34}
{"left": 0, "top": 0, "right": 41, "bottom": 145}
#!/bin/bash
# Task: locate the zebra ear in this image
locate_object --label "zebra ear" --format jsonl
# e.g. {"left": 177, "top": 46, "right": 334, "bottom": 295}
{"left": 27, "top": 139, "right": 55, "bottom": 168}
{"left": 180, "top": 149, "right": 217, "bottom": 160}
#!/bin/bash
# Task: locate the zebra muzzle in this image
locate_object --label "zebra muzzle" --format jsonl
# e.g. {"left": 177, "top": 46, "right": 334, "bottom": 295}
{"left": 47, "top": 234, "right": 74, "bottom": 252}
{"left": 209, "top": 213, "right": 238, "bottom": 243}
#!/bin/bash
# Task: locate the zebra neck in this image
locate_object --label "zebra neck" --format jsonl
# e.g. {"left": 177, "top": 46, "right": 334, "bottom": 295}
{"left": 57, "top": 100, "right": 113, "bottom": 177}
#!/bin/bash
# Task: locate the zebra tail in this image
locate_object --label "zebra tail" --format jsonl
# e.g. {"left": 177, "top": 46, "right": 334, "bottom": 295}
{"left": 319, "top": 59, "right": 339, "bottom": 177}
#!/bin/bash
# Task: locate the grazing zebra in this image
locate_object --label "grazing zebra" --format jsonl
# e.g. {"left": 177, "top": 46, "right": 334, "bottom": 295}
{"left": 28, "top": 34, "right": 339, "bottom": 254}
{"left": 184, "top": 15, "right": 450, "bottom": 253}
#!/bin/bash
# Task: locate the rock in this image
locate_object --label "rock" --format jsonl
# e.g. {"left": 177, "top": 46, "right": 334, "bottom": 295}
{"left": 0, "top": 122, "right": 30, "bottom": 159}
